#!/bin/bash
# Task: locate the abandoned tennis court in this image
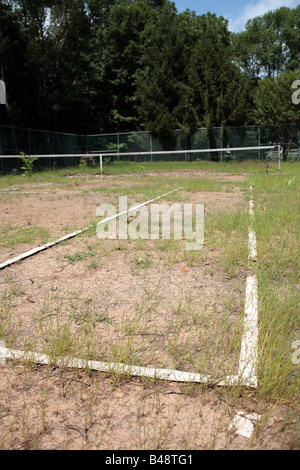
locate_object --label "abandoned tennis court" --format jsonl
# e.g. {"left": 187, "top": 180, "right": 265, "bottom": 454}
{"left": 0, "top": 168, "right": 297, "bottom": 449}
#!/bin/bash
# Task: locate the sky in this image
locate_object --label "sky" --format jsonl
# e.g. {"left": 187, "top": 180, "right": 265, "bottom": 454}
{"left": 173, "top": 0, "right": 299, "bottom": 32}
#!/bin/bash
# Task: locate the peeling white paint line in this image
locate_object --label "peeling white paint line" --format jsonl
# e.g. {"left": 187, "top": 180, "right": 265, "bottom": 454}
{"left": 0, "top": 342, "right": 258, "bottom": 387}
{"left": 0, "top": 228, "right": 88, "bottom": 270}
{"left": 0, "top": 183, "right": 53, "bottom": 192}
{"left": 0, "top": 187, "right": 182, "bottom": 270}
{"left": 216, "top": 375, "right": 250, "bottom": 387}
{"left": 0, "top": 341, "right": 6, "bottom": 365}
{"left": 249, "top": 199, "right": 255, "bottom": 216}
{"left": 249, "top": 187, "right": 254, "bottom": 215}
{"left": 0, "top": 343, "right": 259, "bottom": 387}
{"left": 248, "top": 192, "right": 256, "bottom": 259}
{"left": 216, "top": 375, "right": 239, "bottom": 386}
{"left": 228, "top": 411, "right": 261, "bottom": 438}
{"left": 96, "top": 187, "right": 183, "bottom": 225}
{"left": 238, "top": 275, "right": 258, "bottom": 388}
{"left": 0, "top": 344, "right": 212, "bottom": 384}
{"left": 0, "top": 191, "right": 81, "bottom": 195}
{"left": 236, "top": 190, "right": 259, "bottom": 387}
{"left": 248, "top": 229, "right": 257, "bottom": 261}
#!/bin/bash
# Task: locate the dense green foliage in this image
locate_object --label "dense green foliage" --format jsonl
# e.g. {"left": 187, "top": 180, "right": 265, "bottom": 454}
{"left": 0, "top": 0, "right": 299, "bottom": 136}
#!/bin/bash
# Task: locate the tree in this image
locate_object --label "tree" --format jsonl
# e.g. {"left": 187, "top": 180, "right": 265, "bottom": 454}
{"left": 0, "top": 1, "right": 25, "bottom": 124}
{"left": 134, "top": 2, "right": 182, "bottom": 137}
{"left": 233, "top": 6, "right": 300, "bottom": 79}
{"left": 99, "top": 0, "right": 153, "bottom": 132}
{"left": 1, "top": 0, "right": 297, "bottom": 141}
{"left": 186, "top": 13, "right": 251, "bottom": 156}
{"left": 254, "top": 70, "right": 300, "bottom": 159}
{"left": 47, "top": 0, "right": 93, "bottom": 132}
{"left": 82, "top": 0, "right": 117, "bottom": 133}
{"left": 172, "top": 10, "right": 202, "bottom": 134}
{"left": 10, "top": 0, "right": 56, "bottom": 129}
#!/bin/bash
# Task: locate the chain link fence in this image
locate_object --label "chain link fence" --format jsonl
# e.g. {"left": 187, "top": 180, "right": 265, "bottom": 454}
{"left": 0, "top": 124, "right": 299, "bottom": 172}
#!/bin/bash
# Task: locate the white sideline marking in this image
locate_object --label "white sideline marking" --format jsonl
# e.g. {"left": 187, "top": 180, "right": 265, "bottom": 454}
{"left": 237, "top": 191, "right": 259, "bottom": 387}
{"left": 0, "top": 187, "right": 182, "bottom": 270}
{"left": 238, "top": 275, "right": 258, "bottom": 387}
{"left": 0, "top": 341, "right": 6, "bottom": 364}
{"left": 249, "top": 199, "right": 255, "bottom": 216}
{"left": 0, "top": 187, "right": 260, "bottom": 389}
{"left": 0, "top": 228, "right": 87, "bottom": 270}
{"left": 248, "top": 190, "right": 257, "bottom": 262}
{"left": 248, "top": 229, "right": 257, "bottom": 262}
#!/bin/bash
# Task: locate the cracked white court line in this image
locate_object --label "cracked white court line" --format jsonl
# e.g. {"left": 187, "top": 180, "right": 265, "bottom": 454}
{"left": 237, "top": 189, "right": 259, "bottom": 387}
{"left": 238, "top": 275, "right": 258, "bottom": 387}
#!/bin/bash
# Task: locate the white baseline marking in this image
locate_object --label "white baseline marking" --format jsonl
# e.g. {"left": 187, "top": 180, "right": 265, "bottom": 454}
{"left": 0, "top": 343, "right": 255, "bottom": 386}
{"left": 0, "top": 343, "right": 212, "bottom": 384}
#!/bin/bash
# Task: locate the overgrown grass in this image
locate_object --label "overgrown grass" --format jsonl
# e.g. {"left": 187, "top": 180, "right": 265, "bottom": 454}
{"left": 248, "top": 173, "right": 299, "bottom": 402}
{"left": 99, "top": 159, "right": 298, "bottom": 176}
{"left": 0, "top": 225, "right": 50, "bottom": 248}
{"left": 0, "top": 162, "right": 299, "bottom": 449}
{"left": 1, "top": 159, "right": 298, "bottom": 187}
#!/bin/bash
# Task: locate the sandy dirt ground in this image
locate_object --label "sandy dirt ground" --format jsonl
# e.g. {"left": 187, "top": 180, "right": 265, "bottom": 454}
{"left": 0, "top": 171, "right": 298, "bottom": 450}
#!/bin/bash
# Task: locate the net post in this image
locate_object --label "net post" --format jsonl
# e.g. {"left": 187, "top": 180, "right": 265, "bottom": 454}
{"left": 278, "top": 145, "right": 281, "bottom": 173}
{"left": 150, "top": 132, "right": 153, "bottom": 162}
{"left": 100, "top": 154, "right": 103, "bottom": 175}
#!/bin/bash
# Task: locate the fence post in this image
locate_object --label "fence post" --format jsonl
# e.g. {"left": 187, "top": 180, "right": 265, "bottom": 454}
{"left": 28, "top": 129, "right": 31, "bottom": 154}
{"left": 0, "top": 131, "right": 3, "bottom": 173}
{"left": 117, "top": 133, "right": 120, "bottom": 161}
{"left": 258, "top": 127, "right": 261, "bottom": 161}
